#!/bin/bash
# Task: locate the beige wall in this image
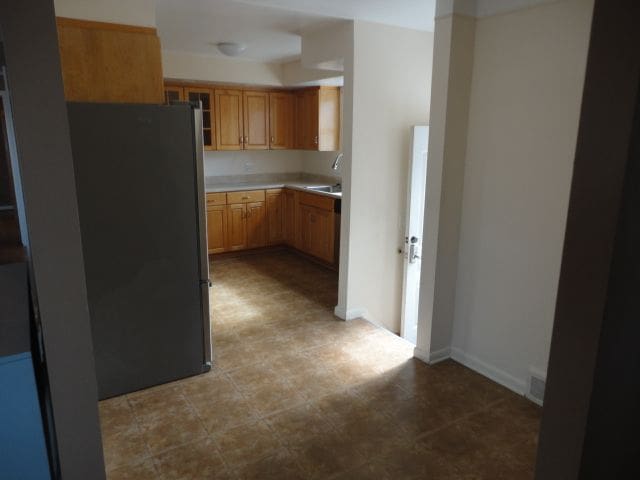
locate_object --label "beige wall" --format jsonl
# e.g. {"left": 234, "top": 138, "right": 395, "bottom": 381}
{"left": 53, "top": 0, "right": 156, "bottom": 26}
{"left": 342, "top": 21, "right": 433, "bottom": 332}
{"left": 416, "top": 13, "right": 477, "bottom": 361}
{"left": 162, "top": 50, "right": 284, "bottom": 86}
{"left": 447, "top": 0, "right": 594, "bottom": 394}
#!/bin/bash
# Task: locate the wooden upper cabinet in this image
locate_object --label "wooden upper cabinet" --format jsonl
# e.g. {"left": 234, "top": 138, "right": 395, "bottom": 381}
{"left": 215, "top": 89, "right": 243, "bottom": 151}
{"left": 269, "top": 92, "right": 294, "bottom": 149}
{"left": 243, "top": 91, "right": 269, "bottom": 150}
{"left": 295, "top": 87, "right": 341, "bottom": 151}
{"left": 184, "top": 87, "right": 215, "bottom": 150}
{"left": 164, "top": 86, "right": 184, "bottom": 104}
{"left": 305, "top": 89, "right": 320, "bottom": 150}
{"left": 56, "top": 18, "right": 164, "bottom": 104}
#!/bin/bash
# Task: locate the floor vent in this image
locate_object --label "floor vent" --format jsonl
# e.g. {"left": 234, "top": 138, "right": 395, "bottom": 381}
{"left": 528, "top": 372, "right": 546, "bottom": 405}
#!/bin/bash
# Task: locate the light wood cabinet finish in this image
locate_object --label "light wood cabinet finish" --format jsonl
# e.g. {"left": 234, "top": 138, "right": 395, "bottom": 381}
{"left": 206, "top": 205, "right": 227, "bottom": 254}
{"left": 206, "top": 187, "right": 337, "bottom": 265}
{"left": 298, "top": 191, "right": 335, "bottom": 263}
{"left": 269, "top": 92, "right": 294, "bottom": 149}
{"left": 227, "top": 203, "right": 247, "bottom": 251}
{"left": 294, "top": 87, "right": 341, "bottom": 151}
{"left": 214, "top": 89, "right": 243, "bottom": 150}
{"left": 266, "top": 189, "right": 284, "bottom": 245}
{"left": 283, "top": 189, "right": 297, "bottom": 247}
{"left": 243, "top": 91, "right": 269, "bottom": 150}
{"left": 184, "top": 87, "right": 215, "bottom": 150}
{"left": 56, "top": 18, "right": 164, "bottom": 104}
{"left": 164, "top": 85, "right": 184, "bottom": 104}
{"left": 246, "top": 202, "right": 267, "bottom": 248}
{"left": 206, "top": 192, "right": 227, "bottom": 207}
{"left": 226, "top": 190, "right": 265, "bottom": 204}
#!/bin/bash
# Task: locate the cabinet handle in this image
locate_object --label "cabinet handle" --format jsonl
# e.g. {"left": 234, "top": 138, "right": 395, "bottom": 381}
{"left": 245, "top": 136, "right": 249, "bottom": 143}
{"left": 239, "top": 136, "right": 244, "bottom": 143}
{"left": 246, "top": 210, "right": 251, "bottom": 218}
{"left": 271, "top": 136, "right": 275, "bottom": 143}
{"left": 314, "top": 136, "right": 318, "bottom": 144}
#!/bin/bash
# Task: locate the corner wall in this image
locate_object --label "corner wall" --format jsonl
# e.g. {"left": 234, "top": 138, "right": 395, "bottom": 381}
{"left": 449, "top": 0, "right": 594, "bottom": 394}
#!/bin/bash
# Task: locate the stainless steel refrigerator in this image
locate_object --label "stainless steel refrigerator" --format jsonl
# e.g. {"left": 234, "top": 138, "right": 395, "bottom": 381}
{"left": 67, "top": 102, "right": 212, "bottom": 400}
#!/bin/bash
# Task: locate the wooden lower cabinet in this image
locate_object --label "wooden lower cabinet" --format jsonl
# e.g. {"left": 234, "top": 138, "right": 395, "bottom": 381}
{"left": 206, "top": 205, "right": 227, "bottom": 254}
{"left": 226, "top": 203, "right": 247, "bottom": 251}
{"left": 246, "top": 202, "right": 266, "bottom": 248}
{"left": 299, "top": 204, "right": 334, "bottom": 264}
{"left": 266, "top": 189, "right": 284, "bottom": 245}
{"left": 206, "top": 188, "right": 337, "bottom": 265}
{"left": 283, "top": 189, "right": 296, "bottom": 246}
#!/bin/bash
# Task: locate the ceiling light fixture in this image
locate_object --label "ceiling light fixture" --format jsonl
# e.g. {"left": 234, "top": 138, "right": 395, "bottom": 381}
{"left": 216, "top": 42, "right": 247, "bottom": 57}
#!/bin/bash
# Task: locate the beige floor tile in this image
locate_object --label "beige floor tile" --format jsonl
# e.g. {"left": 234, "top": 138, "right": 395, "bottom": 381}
{"left": 106, "top": 458, "right": 159, "bottom": 480}
{"left": 212, "top": 420, "right": 282, "bottom": 468}
{"left": 99, "top": 251, "right": 540, "bottom": 479}
{"left": 153, "top": 438, "right": 233, "bottom": 480}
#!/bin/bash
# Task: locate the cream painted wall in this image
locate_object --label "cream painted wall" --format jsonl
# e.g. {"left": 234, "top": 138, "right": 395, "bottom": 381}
{"left": 53, "top": 0, "right": 156, "bottom": 26}
{"left": 299, "top": 151, "right": 342, "bottom": 180}
{"left": 344, "top": 21, "right": 433, "bottom": 333}
{"left": 416, "top": 13, "right": 476, "bottom": 361}
{"left": 162, "top": 50, "right": 284, "bottom": 86}
{"left": 450, "top": 0, "right": 594, "bottom": 393}
{"left": 204, "top": 151, "right": 302, "bottom": 177}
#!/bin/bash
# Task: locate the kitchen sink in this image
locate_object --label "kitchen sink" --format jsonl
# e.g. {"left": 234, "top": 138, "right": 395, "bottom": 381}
{"left": 307, "top": 185, "right": 342, "bottom": 194}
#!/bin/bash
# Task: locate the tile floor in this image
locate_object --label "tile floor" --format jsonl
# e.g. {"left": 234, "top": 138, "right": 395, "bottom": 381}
{"left": 100, "top": 250, "right": 541, "bottom": 479}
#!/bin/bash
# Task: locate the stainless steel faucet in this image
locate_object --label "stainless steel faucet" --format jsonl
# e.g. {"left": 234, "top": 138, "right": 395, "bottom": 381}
{"left": 332, "top": 152, "right": 344, "bottom": 170}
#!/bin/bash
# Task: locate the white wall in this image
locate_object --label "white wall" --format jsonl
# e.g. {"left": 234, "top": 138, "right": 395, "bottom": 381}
{"left": 449, "top": 0, "right": 594, "bottom": 393}
{"left": 53, "top": 0, "right": 156, "bottom": 27}
{"left": 299, "top": 151, "right": 341, "bottom": 180}
{"left": 342, "top": 21, "right": 433, "bottom": 333}
{"left": 204, "top": 150, "right": 301, "bottom": 178}
{"left": 162, "top": 50, "right": 284, "bottom": 86}
{"left": 416, "top": 12, "right": 476, "bottom": 362}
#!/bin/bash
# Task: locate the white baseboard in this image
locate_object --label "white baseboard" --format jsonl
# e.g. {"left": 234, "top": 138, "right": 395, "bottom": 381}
{"left": 333, "top": 305, "right": 368, "bottom": 321}
{"left": 413, "top": 346, "right": 451, "bottom": 365}
{"left": 428, "top": 347, "right": 452, "bottom": 364}
{"left": 525, "top": 393, "right": 544, "bottom": 407}
{"left": 413, "top": 346, "right": 431, "bottom": 364}
{"left": 450, "top": 347, "right": 527, "bottom": 396}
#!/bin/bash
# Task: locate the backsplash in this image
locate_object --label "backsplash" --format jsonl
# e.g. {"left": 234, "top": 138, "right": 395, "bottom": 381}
{"left": 203, "top": 150, "right": 302, "bottom": 177}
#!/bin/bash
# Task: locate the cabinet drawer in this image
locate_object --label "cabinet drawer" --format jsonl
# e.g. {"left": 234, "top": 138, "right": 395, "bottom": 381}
{"left": 206, "top": 192, "right": 227, "bottom": 207}
{"left": 227, "top": 190, "right": 265, "bottom": 204}
{"left": 298, "top": 191, "right": 334, "bottom": 211}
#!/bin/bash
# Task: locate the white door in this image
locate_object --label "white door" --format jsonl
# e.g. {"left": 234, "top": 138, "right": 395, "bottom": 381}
{"left": 400, "top": 126, "right": 429, "bottom": 344}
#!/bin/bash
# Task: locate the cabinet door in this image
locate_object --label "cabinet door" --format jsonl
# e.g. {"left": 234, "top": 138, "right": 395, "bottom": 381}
{"left": 227, "top": 203, "right": 247, "bottom": 251}
{"left": 269, "top": 92, "right": 294, "bottom": 149}
{"left": 299, "top": 204, "right": 334, "bottom": 262}
{"left": 243, "top": 91, "right": 269, "bottom": 150}
{"left": 246, "top": 201, "right": 266, "bottom": 249}
{"left": 185, "top": 87, "right": 215, "bottom": 150}
{"left": 283, "top": 189, "right": 296, "bottom": 246}
{"left": 305, "top": 89, "right": 320, "bottom": 150}
{"left": 164, "top": 85, "right": 184, "bottom": 104}
{"left": 318, "top": 87, "right": 341, "bottom": 151}
{"left": 206, "top": 205, "right": 227, "bottom": 254}
{"left": 294, "top": 91, "right": 307, "bottom": 149}
{"left": 266, "top": 190, "right": 284, "bottom": 245}
{"left": 215, "top": 89, "right": 243, "bottom": 150}
{"left": 313, "top": 207, "right": 334, "bottom": 263}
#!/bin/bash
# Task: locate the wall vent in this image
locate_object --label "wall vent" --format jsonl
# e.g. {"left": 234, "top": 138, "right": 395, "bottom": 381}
{"left": 528, "top": 370, "right": 546, "bottom": 405}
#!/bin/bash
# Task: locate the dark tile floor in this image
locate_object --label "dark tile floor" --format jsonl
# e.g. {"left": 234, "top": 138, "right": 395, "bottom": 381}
{"left": 100, "top": 250, "right": 541, "bottom": 479}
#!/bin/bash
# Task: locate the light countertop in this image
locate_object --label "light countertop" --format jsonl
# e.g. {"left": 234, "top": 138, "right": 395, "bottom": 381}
{"left": 205, "top": 181, "right": 342, "bottom": 199}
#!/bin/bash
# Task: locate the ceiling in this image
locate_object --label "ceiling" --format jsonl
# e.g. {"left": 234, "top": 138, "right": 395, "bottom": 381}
{"left": 156, "top": 0, "right": 436, "bottom": 63}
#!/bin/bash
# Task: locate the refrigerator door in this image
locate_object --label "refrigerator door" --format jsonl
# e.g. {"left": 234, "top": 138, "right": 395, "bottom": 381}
{"left": 191, "top": 107, "right": 212, "bottom": 369}
{"left": 67, "top": 103, "right": 209, "bottom": 399}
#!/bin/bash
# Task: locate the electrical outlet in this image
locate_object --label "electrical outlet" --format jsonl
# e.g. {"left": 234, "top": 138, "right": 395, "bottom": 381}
{"left": 528, "top": 368, "right": 546, "bottom": 405}
{"left": 244, "top": 161, "right": 254, "bottom": 172}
